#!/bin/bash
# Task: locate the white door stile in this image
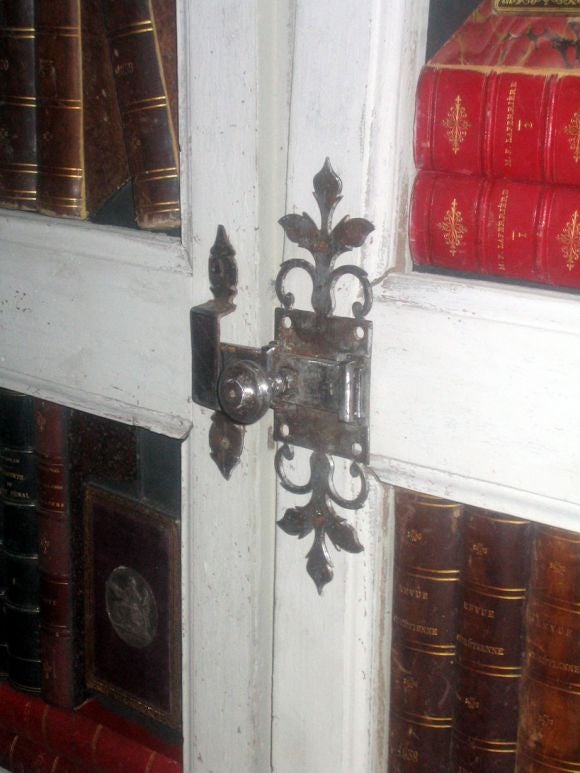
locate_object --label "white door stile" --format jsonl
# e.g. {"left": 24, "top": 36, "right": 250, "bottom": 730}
{"left": 180, "top": 0, "right": 292, "bottom": 770}
{"left": 272, "top": 2, "right": 429, "bottom": 771}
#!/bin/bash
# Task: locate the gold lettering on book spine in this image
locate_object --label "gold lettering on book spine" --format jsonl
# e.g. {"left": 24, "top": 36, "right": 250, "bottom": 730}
{"left": 565, "top": 110, "right": 580, "bottom": 164}
{"left": 443, "top": 95, "right": 471, "bottom": 155}
{"left": 557, "top": 210, "right": 580, "bottom": 271}
{"left": 437, "top": 198, "right": 467, "bottom": 256}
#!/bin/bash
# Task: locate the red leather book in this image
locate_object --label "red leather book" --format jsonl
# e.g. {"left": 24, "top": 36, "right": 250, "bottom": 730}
{"left": 414, "top": 0, "right": 580, "bottom": 185}
{"left": 515, "top": 525, "right": 580, "bottom": 772}
{"left": 35, "top": 0, "right": 128, "bottom": 219}
{"left": 0, "top": 724, "right": 84, "bottom": 772}
{"left": 0, "top": 0, "right": 37, "bottom": 211}
{"left": 102, "top": 0, "right": 180, "bottom": 231}
{"left": 0, "top": 684, "right": 182, "bottom": 772}
{"left": 388, "top": 490, "right": 464, "bottom": 772}
{"left": 409, "top": 171, "right": 580, "bottom": 290}
{"left": 452, "top": 508, "right": 532, "bottom": 772}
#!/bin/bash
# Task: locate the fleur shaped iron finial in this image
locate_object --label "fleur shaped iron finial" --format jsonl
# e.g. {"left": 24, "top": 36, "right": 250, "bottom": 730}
{"left": 277, "top": 158, "right": 374, "bottom": 318}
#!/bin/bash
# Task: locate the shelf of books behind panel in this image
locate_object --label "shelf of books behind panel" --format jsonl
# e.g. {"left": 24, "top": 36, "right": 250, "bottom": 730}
{"left": 0, "top": 388, "right": 184, "bottom": 772}
{"left": 0, "top": 0, "right": 180, "bottom": 235}
{"left": 410, "top": 0, "right": 580, "bottom": 294}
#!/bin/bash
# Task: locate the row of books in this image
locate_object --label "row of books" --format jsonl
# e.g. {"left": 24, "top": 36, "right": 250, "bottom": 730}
{"left": 0, "top": 389, "right": 183, "bottom": 771}
{"left": 388, "top": 489, "right": 579, "bottom": 773}
{"left": 409, "top": 0, "right": 580, "bottom": 291}
{"left": 0, "top": 0, "right": 180, "bottom": 231}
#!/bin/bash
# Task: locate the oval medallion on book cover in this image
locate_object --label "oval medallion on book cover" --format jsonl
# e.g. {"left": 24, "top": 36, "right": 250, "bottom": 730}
{"left": 105, "top": 566, "right": 158, "bottom": 649}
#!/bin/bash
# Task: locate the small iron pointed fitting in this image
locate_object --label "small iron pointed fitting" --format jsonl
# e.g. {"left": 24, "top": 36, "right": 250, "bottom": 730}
{"left": 190, "top": 159, "right": 374, "bottom": 593}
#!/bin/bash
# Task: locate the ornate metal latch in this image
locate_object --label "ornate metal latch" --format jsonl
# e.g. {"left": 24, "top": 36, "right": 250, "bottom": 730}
{"left": 190, "top": 160, "right": 373, "bottom": 593}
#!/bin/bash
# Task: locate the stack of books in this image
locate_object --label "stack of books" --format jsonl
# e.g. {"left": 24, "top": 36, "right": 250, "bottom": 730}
{"left": 0, "top": 0, "right": 180, "bottom": 231}
{"left": 409, "top": 0, "right": 580, "bottom": 291}
{"left": 388, "top": 489, "right": 579, "bottom": 772}
{"left": 0, "top": 388, "right": 183, "bottom": 771}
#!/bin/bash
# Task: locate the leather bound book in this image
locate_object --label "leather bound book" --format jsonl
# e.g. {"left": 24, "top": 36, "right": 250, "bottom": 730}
{"left": 414, "top": 0, "right": 580, "bottom": 185}
{"left": 0, "top": 388, "right": 41, "bottom": 694}
{"left": 35, "top": 399, "right": 77, "bottom": 709}
{"left": 453, "top": 507, "right": 532, "bottom": 772}
{"left": 102, "top": 0, "right": 180, "bottom": 231}
{"left": 37, "top": 406, "right": 138, "bottom": 710}
{"left": 516, "top": 525, "right": 580, "bottom": 773}
{"left": 0, "top": 679, "right": 183, "bottom": 771}
{"left": 0, "top": 0, "right": 37, "bottom": 211}
{"left": 409, "top": 171, "right": 580, "bottom": 291}
{"left": 0, "top": 724, "right": 84, "bottom": 773}
{"left": 35, "top": 0, "right": 128, "bottom": 219}
{"left": 388, "top": 489, "right": 464, "bottom": 772}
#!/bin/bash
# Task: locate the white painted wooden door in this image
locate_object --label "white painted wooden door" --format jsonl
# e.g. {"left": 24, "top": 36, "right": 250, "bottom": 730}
{"left": 1, "top": 1, "right": 579, "bottom": 772}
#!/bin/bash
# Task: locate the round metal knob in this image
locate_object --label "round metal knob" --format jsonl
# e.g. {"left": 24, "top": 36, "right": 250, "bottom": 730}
{"left": 218, "top": 360, "right": 273, "bottom": 424}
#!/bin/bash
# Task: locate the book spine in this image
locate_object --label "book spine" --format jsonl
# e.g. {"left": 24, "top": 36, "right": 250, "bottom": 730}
{"left": 35, "top": 0, "right": 127, "bottom": 219}
{"left": 0, "top": 683, "right": 182, "bottom": 772}
{"left": 0, "top": 723, "right": 85, "bottom": 773}
{"left": 515, "top": 525, "right": 580, "bottom": 773}
{"left": 453, "top": 508, "right": 532, "bottom": 772}
{"left": 409, "top": 171, "right": 580, "bottom": 290}
{"left": 35, "top": 400, "right": 80, "bottom": 709}
{"left": 103, "top": 0, "right": 180, "bottom": 230}
{"left": 388, "top": 490, "right": 464, "bottom": 772}
{"left": 0, "top": 388, "right": 41, "bottom": 694}
{"left": 414, "top": 66, "right": 580, "bottom": 186}
{"left": 0, "top": 0, "right": 37, "bottom": 211}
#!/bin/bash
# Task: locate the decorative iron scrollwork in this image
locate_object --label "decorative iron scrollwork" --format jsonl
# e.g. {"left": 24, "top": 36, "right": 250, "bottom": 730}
{"left": 190, "top": 159, "right": 374, "bottom": 593}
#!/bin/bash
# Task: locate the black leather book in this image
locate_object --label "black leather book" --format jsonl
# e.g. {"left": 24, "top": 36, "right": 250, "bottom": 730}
{"left": 0, "top": 388, "right": 41, "bottom": 693}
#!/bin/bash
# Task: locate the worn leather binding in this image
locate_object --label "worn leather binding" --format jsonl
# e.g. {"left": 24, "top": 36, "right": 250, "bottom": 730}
{"left": 0, "top": 723, "right": 84, "bottom": 773}
{"left": 0, "top": 684, "right": 182, "bottom": 772}
{"left": 409, "top": 171, "right": 580, "bottom": 291}
{"left": 36, "top": 404, "right": 138, "bottom": 710}
{"left": 0, "top": 0, "right": 37, "bottom": 211}
{"left": 414, "top": 0, "right": 580, "bottom": 185}
{"left": 388, "top": 490, "right": 464, "bottom": 772}
{"left": 35, "top": 0, "right": 128, "bottom": 219}
{"left": 103, "top": 0, "right": 180, "bottom": 231}
{"left": 516, "top": 525, "right": 580, "bottom": 773}
{"left": 0, "top": 388, "right": 41, "bottom": 694}
{"left": 453, "top": 508, "right": 532, "bottom": 772}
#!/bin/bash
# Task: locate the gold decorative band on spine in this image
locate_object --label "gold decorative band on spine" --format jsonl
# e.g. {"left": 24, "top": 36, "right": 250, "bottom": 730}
{"left": 527, "top": 673, "right": 580, "bottom": 695}
{"left": 460, "top": 661, "right": 523, "bottom": 678}
{"left": 0, "top": 32, "right": 35, "bottom": 40}
{"left": 406, "top": 569, "right": 461, "bottom": 582}
{"left": 517, "top": 751, "right": 580, "bottom": 772}
{"left": 111, "top": 21, "right": 155, "bottom": 40}
{"left": 125, "top": 96, "right": 168, "bottom": 114}
{"left": 393, "top": 709, "right": 453, "bottom": 729}
{"left": 405, "top": 641, "right": 456, "bottom": 657}
{"left": 39, "top": 101, "right": 82, "bottom": 110}
{"left": 430, "top": 62, "right": 580, "bottom": 78}
{"left": 0, "top": 162, "right": 38, "bottom": 171}
{"left": 3, "top": 97, "right": 37, "bottom": 108}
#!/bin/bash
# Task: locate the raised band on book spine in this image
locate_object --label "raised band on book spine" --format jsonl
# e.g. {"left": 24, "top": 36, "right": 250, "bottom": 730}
{"left": 388, "top": 489, "right": 464, "bottom": 772}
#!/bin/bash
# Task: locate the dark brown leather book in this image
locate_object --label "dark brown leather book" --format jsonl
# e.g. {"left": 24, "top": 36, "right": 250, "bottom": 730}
{"left": 84, "top": 484, "right": 181, "bottom": 730}
{"left": 388, "top": 489, "right": 464, "bottom": 772}
{"left": 453, "top": 508, "right": 532, "bottom": 772}
{"left": 515, "top": 524, "right": 580, "bottom": 773}
{"left": 0, "top": 0, "right": 37, "bottom": 211}
{"left": 35, "top": 0, "right": 128, "bottom": 219}
{"left": 102, "top": 0, "right": 180, "bottom": 231}
{"left": 0, "top": 388, "right": 41, "bottom": 694}
{"left": 36, "top": 404, "right": 138, "bottom": 709}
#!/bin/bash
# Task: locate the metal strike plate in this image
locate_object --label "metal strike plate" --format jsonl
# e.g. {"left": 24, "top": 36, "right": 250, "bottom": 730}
{"left": 191, "top": 159, "right": 374, "bottom": 592}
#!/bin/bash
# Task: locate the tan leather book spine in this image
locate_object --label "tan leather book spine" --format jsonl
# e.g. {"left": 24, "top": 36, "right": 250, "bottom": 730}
{"left": 103, "top": 0, "right": 180, "bottom": 231}
{"left": 453, "top": 508, "right": 532, "bottom": 772}
{"left": 36, "top": 0, "right": 128, "bottom": 219}
{"left": 0, "top": 1, "right": 37, "bottom": 211}
{"left": 388, "top": 490, "right": 464, "bottom": 772}
{"left": 515, "top": 525, "right": 580, "bottom": 773}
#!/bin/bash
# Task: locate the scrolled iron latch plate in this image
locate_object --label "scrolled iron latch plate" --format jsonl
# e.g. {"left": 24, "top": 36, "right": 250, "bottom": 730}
{"left": 190, "top": 159, "right": 374, "bottom": 593}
